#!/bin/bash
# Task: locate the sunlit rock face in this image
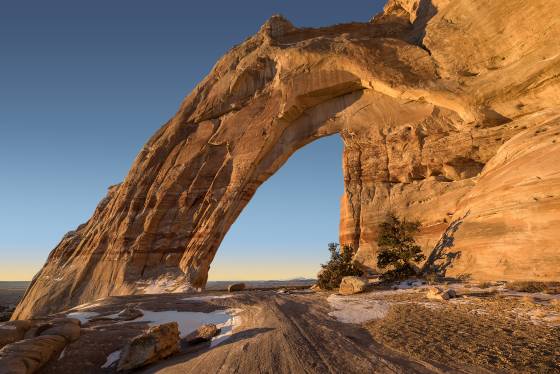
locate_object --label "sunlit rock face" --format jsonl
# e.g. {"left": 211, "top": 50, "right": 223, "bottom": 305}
{"left": 13, "top": 0, "right": 560, "bottom": 319}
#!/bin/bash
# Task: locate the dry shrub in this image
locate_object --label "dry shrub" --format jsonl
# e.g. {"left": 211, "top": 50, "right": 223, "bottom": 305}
{"left": 507, "top": 281, "right": 560, "bottom": 294}
{"left": 478, "top": 281, "right": 494, "bottom": 289}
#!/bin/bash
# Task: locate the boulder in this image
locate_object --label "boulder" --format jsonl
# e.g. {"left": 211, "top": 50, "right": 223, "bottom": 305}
{"left": 117, "top": 322, "right": 180, "bottom": 371}
{"left": 0, "top": 335, "right": 67, "bottom": 374}
{"left": 228, "top": 283, "right": 245, "bottom": 292}
{"left": 309, "top": 284, "right": 321, "bottom": 292}
{"left": 117, "top": 306, "right": 143, "bottom": 321}
{"left": 339, "top": 276, "right": 368, "bottom": 295}
{"left": 426, "top": 287, "right": 457, "bottom": 301}
{"left": 0, "top": 321, "right": 33, "bottom": 349}
{"left": 184, "top": 324, "right": 219, "bottom": 345}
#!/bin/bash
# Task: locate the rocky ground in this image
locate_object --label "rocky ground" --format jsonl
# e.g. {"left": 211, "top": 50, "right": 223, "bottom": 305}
{"left": 1, "top": 280, "right": 559, "bottom": 373}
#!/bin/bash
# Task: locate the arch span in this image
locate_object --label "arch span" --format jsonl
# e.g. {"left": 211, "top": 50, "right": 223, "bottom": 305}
{"left": 14, "top": 2, "right": 560, "bottom": 319}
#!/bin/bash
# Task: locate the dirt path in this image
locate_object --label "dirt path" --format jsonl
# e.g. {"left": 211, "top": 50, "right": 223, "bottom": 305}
{"left": 143, "top": 292, "right": 444, "bottom": 374}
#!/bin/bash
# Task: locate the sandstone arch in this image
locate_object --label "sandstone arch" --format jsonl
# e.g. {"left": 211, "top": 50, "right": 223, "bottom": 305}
{"left": 13, "top": 0, "right": 560, "bottom": 319}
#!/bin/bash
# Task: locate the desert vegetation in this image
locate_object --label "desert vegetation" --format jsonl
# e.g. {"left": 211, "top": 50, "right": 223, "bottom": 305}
{"left": 316, "top": 243, "right": 363, "bottom": 290}
{"left": 506, "top": 281, "right": 560, "bottom": 294}
{"left": 376, "top": 214, "right": 425, "bottom": 281}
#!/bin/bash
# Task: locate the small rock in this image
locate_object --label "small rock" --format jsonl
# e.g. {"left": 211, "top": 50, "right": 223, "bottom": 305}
{"left": 117, "top": 322, "right": 180, "bottom": 371}
{"left": 339, "top": 276, "right": 368, "bottom": 295}
{"left": 426, "top": 286, "right": 457, "bottom": 301}
{"left": 184, "top": 324, "right": 219, "bottom": 345}
{"left": 276, "top": 288, "right": 289, "bottom": 294}
{"left": 228, "top": 283, "right": 245, "bottom": 292}
{"left": 117, "top": 307, "right": 143, "bottom": 321}
{"left": 309, "top": 284, "right": 321, "bottom": 292}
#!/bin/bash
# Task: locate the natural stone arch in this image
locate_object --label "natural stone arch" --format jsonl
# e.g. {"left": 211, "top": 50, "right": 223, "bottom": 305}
{"left": 14, "top": 0, "right": 560, "bottom": 319}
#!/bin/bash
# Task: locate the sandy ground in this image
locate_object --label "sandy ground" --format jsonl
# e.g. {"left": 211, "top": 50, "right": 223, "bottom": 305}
{"left": 8, "top": 282, "right": 560, "bottom": 373}
{"left": 366, "top": 290, "right": 560, "bottom": 373}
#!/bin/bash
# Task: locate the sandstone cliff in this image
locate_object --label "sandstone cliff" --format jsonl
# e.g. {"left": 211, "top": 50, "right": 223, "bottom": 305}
{"left": 13, "top": 0, "right": 560, "bottom": 319}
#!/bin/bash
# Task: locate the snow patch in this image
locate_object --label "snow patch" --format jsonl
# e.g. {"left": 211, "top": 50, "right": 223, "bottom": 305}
{"left": 101, "top": 350, "right": 121, "bottom": 368}
{"left": 327, "top": 294, "right": 390, "bottom": 323}
{"left": 183, "top": 294, "right": 234, "bottom": 302}
{"left": 138, "top": 277, "right": 194, "bottom": 294}
{"left": 132, "top": 308, "right": 241, "bottom": 339}
{"left": 67, "top": 311, "right": 99, "bottom": 324}
{"left": 99, "top": 308, "right": 243, "bottom": 368}
{"left": 395, "top": 280, "right": 426, "bottom": 289}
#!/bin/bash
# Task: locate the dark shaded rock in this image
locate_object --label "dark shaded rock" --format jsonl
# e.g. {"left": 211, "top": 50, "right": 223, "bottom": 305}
{"left": 0, "top": 321, "right": 33, "bottom": 349}
{"left": 228, "top": 283, "right": 245, "bottom": 292}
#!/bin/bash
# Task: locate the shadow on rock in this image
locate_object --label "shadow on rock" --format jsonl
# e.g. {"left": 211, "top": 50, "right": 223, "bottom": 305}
{"left": 422, "top": 211, "right": 470, "bottom": 278}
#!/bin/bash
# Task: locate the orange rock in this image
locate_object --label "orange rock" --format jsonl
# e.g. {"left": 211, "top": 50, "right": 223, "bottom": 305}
{"left": 12, "top": 0, "right": 560, "bottom": 320}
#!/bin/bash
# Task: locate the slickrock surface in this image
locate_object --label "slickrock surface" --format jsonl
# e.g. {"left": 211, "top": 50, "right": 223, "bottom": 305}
{"left": 13, "top": 0, "right": 560, "bottom": 319}
{"left": 27, "top": 288, "right": 560, "bottom": 373}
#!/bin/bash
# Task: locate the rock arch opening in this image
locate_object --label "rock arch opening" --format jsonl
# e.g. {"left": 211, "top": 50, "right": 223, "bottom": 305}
{"left": 208, "top": 134, "right": 344, "bottom": 282}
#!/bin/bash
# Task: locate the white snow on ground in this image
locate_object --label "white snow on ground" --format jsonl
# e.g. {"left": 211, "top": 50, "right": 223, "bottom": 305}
{"left": 138, "top": 277, "right": 193, "bottom": 294}
{"left": 327, "top": 294, "right": 390, "bottom": 323}
{"left": 66, "top": 311, "right": 99, "bottom": 324}
{"left": 183, "top": 294, "right": 234, "bottom": 302}
{"left": 133, "top": 308, "right": 242, "bottom": 339}
{"left": 395, "top": 280, "right": 426, "bottom": 289}
{"left": 101, "top": 350, "right": 121, "bottom": 368}
{"left": 99, "top": 308, "right": 242, "bottom": 369}
{"left": 210, "top": 308, "right": 243, "bottom": 348}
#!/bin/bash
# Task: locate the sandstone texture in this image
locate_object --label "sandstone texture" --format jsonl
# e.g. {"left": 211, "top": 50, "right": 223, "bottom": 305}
{"left": 117, "top": 322, "right": 180, "bottom": 371}
{"left": 13, "top": 0, "right": 560, "bottom": 319}
{"left": 339, "top": 276, "right": 368, "bottom": 295}
{"left": 184, "top": 323, "right": 219, "bottom": 345}
{"left": 0, "top": 335, "right": 66, "bottom": 374}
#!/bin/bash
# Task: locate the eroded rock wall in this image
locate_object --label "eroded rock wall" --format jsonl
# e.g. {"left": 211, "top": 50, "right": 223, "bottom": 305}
{"left": 13, "top": 0, "right": 560, "bottom": 319}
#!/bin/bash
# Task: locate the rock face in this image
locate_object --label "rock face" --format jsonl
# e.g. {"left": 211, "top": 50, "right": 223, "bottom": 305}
{"left": 13, "top": 0, "right": 560, "bottom": 319}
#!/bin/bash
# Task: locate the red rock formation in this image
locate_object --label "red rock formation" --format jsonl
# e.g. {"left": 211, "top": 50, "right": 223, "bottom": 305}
{"left": 13, "top": 0, "right": 560, "bottom": 319}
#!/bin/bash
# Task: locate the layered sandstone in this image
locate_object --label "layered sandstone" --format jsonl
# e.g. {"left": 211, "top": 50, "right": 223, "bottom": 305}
{"left": 13, "top": 0, "right": 560, "bottom": 319}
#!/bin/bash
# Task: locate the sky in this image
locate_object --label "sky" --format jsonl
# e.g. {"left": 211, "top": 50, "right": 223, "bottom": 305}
{"left": 0, "top": 0, "right": 385, "bottom": 281}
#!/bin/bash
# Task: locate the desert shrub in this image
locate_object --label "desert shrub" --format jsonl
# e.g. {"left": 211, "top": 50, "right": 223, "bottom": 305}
{"left": 478, "top": 281, "right": 494, "bottom": 289}
{"left": 317, "top": 243, "right": 363, "bottom": 290}
{"left": 377, "top": 214, "right": 425, "bottom": 282}
{"left": 507, "top": 281, "right": 560, "bottom": 294}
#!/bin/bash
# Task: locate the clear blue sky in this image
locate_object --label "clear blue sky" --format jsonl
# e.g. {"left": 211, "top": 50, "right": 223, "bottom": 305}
{"left": 0, "top": 0, "right": 384, "bottom": 281}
